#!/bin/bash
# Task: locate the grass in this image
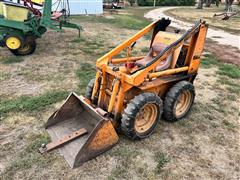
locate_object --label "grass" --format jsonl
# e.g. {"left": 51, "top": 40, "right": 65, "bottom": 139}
{"left": 217, "top": 77, "right": 240, "bottom": 95}
{"left": 227, "top": 86, "right": 240, "bottom": 95}
{"left": 76, "top": 62, "right": 95, "bottom": 93}
{"left": 71, "top": 7, "right": 152, "bottom": 30}
{"left": 70, "top": 36, "right": 107, "bottom": 56}
{"left": 0, "top": 90, "right": 68, "bottom": 117}
{"left": 217, "top": 63, "right": 240, "bottom": 79}
{"left": 25, "top": 133, "right": 50, "bottom": 153}
{"left": 211, "top": 133, "right": 227, "bottom": 146}
{"left": 1, "top": 56, "right": 24, "bottom": 64}
{"left": 2, "top": 139, "right": 55, "bottom": 179}
{"left": 2, "top": 133, "right": 54, "bottom": 179}
{"left": 0, "top": 72, "right": 11, "bottom": 81}
{"left": 154, "top": 152, "right": 170, "bottom": 174}
{"left": 222, "top": 120, "right": 236, "bottom": 130}
{"left": 165, "top": 6, "right": 240, "bottom": 35}
{"left": 108, "top": 165, "right": 128, "bottom": 180}
{"left": 71, "top": 37, "right": 86, "bottom": 43}
{"left": 201, "top": 54, "right": 220, "bottom": 68}
{"left": 108, "top": 146, "right": 140, "bottom": 179}
{"left": 201, "top": 54, "right": 240, "bottom": 79}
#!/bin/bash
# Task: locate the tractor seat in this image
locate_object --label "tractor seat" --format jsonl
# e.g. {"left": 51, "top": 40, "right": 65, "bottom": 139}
{"left": 51, "top": 11, "right": 63, "bottom": 20}
{"left": 136, "top": 42, "right": 172, "bottom": 71}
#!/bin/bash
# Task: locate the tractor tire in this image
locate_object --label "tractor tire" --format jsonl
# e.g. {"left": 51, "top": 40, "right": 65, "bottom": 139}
{"left": 10, "top": 39, "right": 36, "bottom": 56}
{"left": 5, "top": 35, "right": 24, "bottom": 50}
{"left": 163, "top": 81, "right": 195, "bottom": 122}
{"left": 85, "top": 78, "right": 95, "bottom": 100}
{"left": 121, "top": 92, "right": 163, "bottom": 140}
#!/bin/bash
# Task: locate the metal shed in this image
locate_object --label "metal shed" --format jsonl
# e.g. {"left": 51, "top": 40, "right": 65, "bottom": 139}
{"left": 11, "top": 0, "right": 103, "bottom": 15}
{"left": 68, "top": 0, "right": 103, "bottom": 15}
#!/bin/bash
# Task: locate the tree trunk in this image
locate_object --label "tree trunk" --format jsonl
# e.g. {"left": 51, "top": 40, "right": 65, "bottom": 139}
{"left": 225, "top": 0, "right": 234, "bottom": 11}
{"left": 205, "top": 0, "right": 212, "bottom": 7}
{"left": 197, "top": 0, "right": 204, "bottom": 9}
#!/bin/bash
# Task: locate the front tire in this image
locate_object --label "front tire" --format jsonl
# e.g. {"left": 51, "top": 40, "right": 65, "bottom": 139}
{"left": 163, "top": 81, "right": 195, "bottom": 122}
{"left": 121, "top": 93, "right": 163, "bottom": 140}
{"left": 10, "top": 39, "right": 36, "bottom": 56}
{"left": 85, "top": 78, "right": 95, "bottom": 100}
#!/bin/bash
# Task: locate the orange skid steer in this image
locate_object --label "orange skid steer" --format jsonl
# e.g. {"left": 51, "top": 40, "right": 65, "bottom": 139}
{"left": 39, "top": 18, "right": 208, "bottom": 168}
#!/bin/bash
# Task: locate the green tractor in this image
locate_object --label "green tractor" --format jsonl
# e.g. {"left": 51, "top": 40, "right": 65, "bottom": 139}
{"left": 0, "top": 0, "right": 81, "bottom": 56}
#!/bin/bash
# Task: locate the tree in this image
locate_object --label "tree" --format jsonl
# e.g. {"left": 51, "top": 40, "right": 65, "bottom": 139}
{"left": 225, "top": 0, "right": 234, "bottom": 11}
{"left": 128, "top": 0, "right": 135, "bottom": 6}
{"left": 205, "top": 0, "right": 212, "bottom": 7}
{"left": 197, "top": 0, "right": 204, "bottom": 9}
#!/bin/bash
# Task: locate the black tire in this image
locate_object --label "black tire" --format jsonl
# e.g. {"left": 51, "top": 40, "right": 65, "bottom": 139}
{"left": 163, "top": 81, "right": 195, "bottom": 122}
{"left": 85, "top": 78, "right": 95, "bottom": 100}
{"left": 121, "top": 92, "right": 163, "bottom": 140}
{"left": 4, "top": 34, "right": 24, "bottom": 50}
{"left": 10, "top": 39, "right": 36, "bottom": 56}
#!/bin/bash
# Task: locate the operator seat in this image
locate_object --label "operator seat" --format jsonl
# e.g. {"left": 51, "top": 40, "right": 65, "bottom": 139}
{"left": 136, "top": 31, "right": 182, "bottom": 72}
{"left": 136, "top": 42, "right": 173, "bottom": 71}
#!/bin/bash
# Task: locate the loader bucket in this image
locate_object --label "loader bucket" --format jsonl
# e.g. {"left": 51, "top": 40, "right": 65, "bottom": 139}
{"left": 43, "top": 93, "right": 119, "bottom": 168}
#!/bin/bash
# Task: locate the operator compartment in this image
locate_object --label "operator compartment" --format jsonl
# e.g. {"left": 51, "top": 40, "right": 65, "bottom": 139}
{"left": 135, "top": 31, "right": 182, "bottom": 72}
{"left": 110, "top": 30, "right": 184, "bottom": 75}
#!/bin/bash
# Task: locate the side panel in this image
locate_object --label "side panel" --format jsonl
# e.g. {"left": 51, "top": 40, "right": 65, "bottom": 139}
{"left": 188, "top": 24, "right": 208, "bottom": 74}
{"left": 138, "top": 75, "right": 195, "bottom": 98}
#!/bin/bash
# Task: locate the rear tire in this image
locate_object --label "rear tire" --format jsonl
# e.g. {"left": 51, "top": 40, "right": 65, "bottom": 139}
{"left": 121, "top": 92, "right": 163, "bottom": 140}
{"left": 163, "top": 81, "right": 195, "bottom": 122}
{"left": 10, "top": 39, "right": 36, "bottom": 56}
{"left": 85, "top": 78, "right": 95, "bottom": 100}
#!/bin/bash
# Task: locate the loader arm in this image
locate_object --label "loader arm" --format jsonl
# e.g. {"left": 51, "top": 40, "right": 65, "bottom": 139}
{"left": 95, "top": 20, "right": 207, "bottom": 87}
{"left": 96, "top": 19, "right": 161, "bottom": 68}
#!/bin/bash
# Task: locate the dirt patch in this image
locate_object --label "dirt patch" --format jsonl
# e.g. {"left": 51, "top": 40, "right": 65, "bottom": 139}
{"left": 167, "top": 26, "right": 240, "bottom": 66}
{"left": 205, "top": 40, "right": 240, "bottom": 66}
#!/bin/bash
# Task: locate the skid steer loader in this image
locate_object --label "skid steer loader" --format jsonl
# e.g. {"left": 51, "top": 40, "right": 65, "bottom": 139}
{"left": 39, "top": 18, "right": 208, "bottom": 168}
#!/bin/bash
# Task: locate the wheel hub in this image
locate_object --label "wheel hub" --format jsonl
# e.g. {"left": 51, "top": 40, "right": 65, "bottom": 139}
{"left": 135, "top": 103, "right": 158, "bottom": 134}
{"left": 6, "top": 37, "right": 21, "bottom": 50}
{"left": 175, "top": 91, "right": 192, "bottom": 118}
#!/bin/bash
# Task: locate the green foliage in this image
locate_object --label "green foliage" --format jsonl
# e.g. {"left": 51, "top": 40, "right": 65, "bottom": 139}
{"left": 138, "top": 0, "right": 195, "bottom": 6}
{"left": 25, "top": 133, "right": 50, "bottom": 153}
{"left": 201, "top": 54, "right": 240, "bottom": 79}
{"left": 2, "top": 133, "right": 54, "bottom": 179}
{"left": 1, "top": 56, "right": 24, "bottom": 64}
{"left": 217, "top": 63, "right": 240, "bottom": 79}
{"left": 127, "top": 0, "right": 135, "bottom": 6}
{"left": 201, "top": 54, "right": 219, "bottom": 68}
{"left": 217, "top": 77, "right": 240, "bottom": 95}
{"left": 0, "top": 91, "right": 68, "bottom": 117}
{"left": 76, "top": 63, "right": 95, "bottom": 93}
{"left": 72, "top": 8, "right": 151, "bottom": 30}
{"left": 154, "top": 152, "right": 170, "bottom": 174}
{"left": 222, "top": 120, "right": 236, "bottom": 130}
